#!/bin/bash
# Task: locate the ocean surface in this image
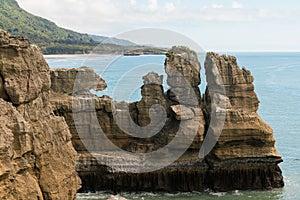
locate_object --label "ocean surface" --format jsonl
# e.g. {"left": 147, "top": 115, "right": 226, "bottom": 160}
{"left": 45, "top": 52, "right": 300, "bottom": 200}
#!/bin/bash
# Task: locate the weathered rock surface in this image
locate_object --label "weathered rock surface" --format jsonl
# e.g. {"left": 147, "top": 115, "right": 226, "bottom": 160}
{"left": 4, "top": 29, "right": 283, "bottom": 197}
{"left": 49, "top": 47, "right": 283, "bottom": 192}
{"left": 0, "top": 31, "right": 49, "bottom": 105}
{"left": 165, "top": 46, "right": 201, "bottom": 106}
{"left": 50, "top": 67, "right": 107, "bottom": 95}
{"left": 0, "top": 30, "right": 80, "bottom": 200}
{"left": 50, "top": 49, "right": 206, "bottom": 192}
{"left": 204, "top": 52, "right": 283, "bottom": 190}
{"left": 137, "top": 72, "right": 167, "bottom": 129}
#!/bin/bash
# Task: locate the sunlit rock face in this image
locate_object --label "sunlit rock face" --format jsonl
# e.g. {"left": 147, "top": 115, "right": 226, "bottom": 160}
{"left": 0, "top": 30, "right": 80, "bottom": 200}
{"left": 204, "top": 52, "right": 283, "bottom": 190}
{"left": 49, "top": 46, "right": 283, "bottom": 192}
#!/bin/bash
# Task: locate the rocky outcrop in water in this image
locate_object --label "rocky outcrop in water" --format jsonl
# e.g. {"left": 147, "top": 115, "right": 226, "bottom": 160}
{"left": 50, "top": 47, "right": 207, "bottom": 192}
{"left": 165, "top": 46, "right": 201, "bottom": 106}
{"left": 49, "top": 46, "right": 284, "bottom": 192}
{"left": 0, "top": 30, "right": 80, "bottom": 199}
{"left": 0, "top": 29, "right": 283, "bottom": 197}
{"left": 50, "top": 67, "right": 107, "bottom": 95}
{"left": 203, "top": 52, "right": 283, "bottom": 190}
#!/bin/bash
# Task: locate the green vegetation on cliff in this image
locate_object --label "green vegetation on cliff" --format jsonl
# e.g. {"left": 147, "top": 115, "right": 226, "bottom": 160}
{"left": 0, "top": 0, "right": 97, "bottom": 54}
{"left": 0, "top": 0, "right": 166, "bottom": 55}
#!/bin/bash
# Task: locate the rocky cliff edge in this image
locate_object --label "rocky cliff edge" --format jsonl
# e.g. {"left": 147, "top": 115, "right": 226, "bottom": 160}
{"left": 0, "top": 30, "right": 81, "bottom": 199}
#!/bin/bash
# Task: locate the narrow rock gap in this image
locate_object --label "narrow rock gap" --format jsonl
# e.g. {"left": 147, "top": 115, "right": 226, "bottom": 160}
{"left": 0, "top": 73, "right": 11, "bottom": 102}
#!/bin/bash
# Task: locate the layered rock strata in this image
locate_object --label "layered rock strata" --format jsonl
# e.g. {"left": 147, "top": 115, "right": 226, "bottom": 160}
{"left": 49, "top": 47, "right": 284, "bottom": 192}
{"left": 0, "top": 30, "right": 80, "bottom": 199}
{"left": 165, "top": 46, "right": 201, "bottom": 106}
{"left": 0, "top": 29, "right": 283, "bottom": 196}
{"left": 203, "top": 52, "right": 283, "bottom": 190}
{"left": 50, "top": 47, "right": 207, "bottom": 192}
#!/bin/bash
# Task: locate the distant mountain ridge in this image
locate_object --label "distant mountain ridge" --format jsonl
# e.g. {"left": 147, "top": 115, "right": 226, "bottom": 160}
{"left": 0, "top": 0, "right": 98, "bottom": 54}
{"left": 89, "top": 35, "right": 137, "bottom": 46}
{"left": 0, "top": 0, "right": 139, "bottom": 54}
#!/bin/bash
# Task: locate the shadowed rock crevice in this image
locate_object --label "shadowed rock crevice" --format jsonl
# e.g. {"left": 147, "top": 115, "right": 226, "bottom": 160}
{"left": 0, "top": 73, "right": 10, "bottom": 101}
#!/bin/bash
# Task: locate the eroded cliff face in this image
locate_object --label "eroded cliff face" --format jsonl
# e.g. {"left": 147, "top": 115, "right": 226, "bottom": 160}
{"left": 50, "top": 46, "right": 207, "bottom": 192}
{"left": 0, "top": 30, "right": 80, "bottom": 200}
{"left": 49, "top": 47, "right": 283, "bottom": 192}
{"left": 204, "top": 52, "right": 283, "bottom": 190}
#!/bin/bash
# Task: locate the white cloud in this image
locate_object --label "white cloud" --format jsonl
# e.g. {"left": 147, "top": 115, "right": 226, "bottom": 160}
{"left": 15, "top": 0, "right": 297, "bottom": 36}
{"left": 148, "top": 0, "right": 158, "bottom": 11}
{"left": 232, "top": 1, "right": 243, "bottom": 9}
{"left": 14, "top": 0, "right": 300, "bottom": 51}
{"left": 165, "top": 2, "right": 175, "bottom": 12}
{"left": 211, "top": 4, "right": 224, "bottom": 9}
{"left": 129, "top": 0, "right": 136, "bottom": 6}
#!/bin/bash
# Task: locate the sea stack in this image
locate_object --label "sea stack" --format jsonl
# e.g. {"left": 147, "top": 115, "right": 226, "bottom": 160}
{"left": 0, "top": 28, "right": 284, "bottom": 197}
{"left": 49, "top": 46, "right": 283, "bottom": 191}
{"left": 203, "top": 52, "right": 284, "bottom": 190}
{"left": 0, "top": 30, "right": 81, "bottom": 199}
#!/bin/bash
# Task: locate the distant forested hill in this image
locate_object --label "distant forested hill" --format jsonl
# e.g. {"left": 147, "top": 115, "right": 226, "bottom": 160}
{"left": 0, "top": 0, "right": 98, "bottom": 54}
{"left": 0, "top": 0, "right": 165, "bottom": 55}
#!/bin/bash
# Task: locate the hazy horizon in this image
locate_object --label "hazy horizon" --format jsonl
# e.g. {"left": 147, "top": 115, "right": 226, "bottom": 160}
{"left": 16, "top": 0, "right": 300, "bottom": 52}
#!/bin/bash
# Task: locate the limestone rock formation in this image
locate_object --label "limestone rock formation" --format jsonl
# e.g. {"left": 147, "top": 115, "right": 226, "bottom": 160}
{"left": 50, "top": 50, "right": 206, "bottom": 192}
{"left": 165, "top": 46, "right": 201, "bottom": 106}
{"left": 137, "top": 72, "right": 167, "bottom": 128}
{"left": 0, "top": 33, "right": 49, "bottom": 105}
{"left": 49, "top": 46, "right": 283, "bottom": 192}
{"left": 0, "top": 30, "right": 80, "bottom": 200}
{"left": 204, "top": 52, "right": 283, "bottom": 190}
{"left": 50, "top": 67, "right": 107, "bottom": 95}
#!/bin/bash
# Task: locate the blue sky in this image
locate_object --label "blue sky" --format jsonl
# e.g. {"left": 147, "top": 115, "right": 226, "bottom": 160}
{"left": 16, "top": 0, "right": 300, "bottom": 51}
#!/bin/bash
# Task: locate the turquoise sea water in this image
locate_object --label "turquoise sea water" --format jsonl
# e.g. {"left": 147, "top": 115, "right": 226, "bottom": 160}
{"left": 45, "top": 52, "right": 300, "bottom": 200}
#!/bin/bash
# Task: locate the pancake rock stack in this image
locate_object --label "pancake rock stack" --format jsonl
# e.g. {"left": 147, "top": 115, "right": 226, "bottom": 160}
{"left": 49, "top": 46, "right": 284, "bottom": 191}
{"left": 165, "top": 46, "right": 202, "bottom": 106}
{"left": 204, "top": 53, "right": 284, "bottom": 190}
{"left": 49, "top": 47, "right": 207, "bottom": 192}
{"left": 0, "top": 30, "right": 80, "bottom": 200}
{"left": 165, "top": 46, "right": 205, "bottom": 150}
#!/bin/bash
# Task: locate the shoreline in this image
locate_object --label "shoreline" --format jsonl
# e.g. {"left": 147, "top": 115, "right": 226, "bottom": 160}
{"left": 44, "top": 54, "right": 166, "bottom": 59}
{"left": 43, "top": 51, "right": 300, "bottom": 58}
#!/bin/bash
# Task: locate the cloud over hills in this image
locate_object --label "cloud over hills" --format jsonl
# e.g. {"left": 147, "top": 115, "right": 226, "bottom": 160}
{"left": 16, "top": 0, "right": 300, "bottom": 51}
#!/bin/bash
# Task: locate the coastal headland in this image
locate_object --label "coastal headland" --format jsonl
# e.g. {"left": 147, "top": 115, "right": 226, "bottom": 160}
{"left": 0, "top": 30, "right": 284, "bottom": 199}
